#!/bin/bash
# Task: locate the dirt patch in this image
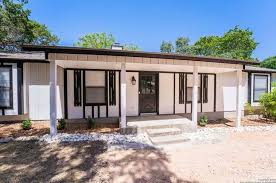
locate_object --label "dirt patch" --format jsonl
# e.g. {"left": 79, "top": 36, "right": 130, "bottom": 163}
{"left": 1, "top": 131, "right": 276, "bottom": 182}
{"left": 203, "top": 117, "right": 276, "bottom": 128}
{"left": 0, "top": 121, "right": 119, "bottom": 138}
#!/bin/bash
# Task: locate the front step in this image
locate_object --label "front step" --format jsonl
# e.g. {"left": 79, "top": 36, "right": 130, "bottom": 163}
{"left": 147, "top": 128, "right": 182, "bottom": 137}
{"left": 149, "top": 134, "right": 189, "bottom": 145}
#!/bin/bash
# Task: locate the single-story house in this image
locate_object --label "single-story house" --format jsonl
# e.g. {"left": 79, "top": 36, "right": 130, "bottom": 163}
{"left": 0, "top": 45, "right": 275, "bottom": 135}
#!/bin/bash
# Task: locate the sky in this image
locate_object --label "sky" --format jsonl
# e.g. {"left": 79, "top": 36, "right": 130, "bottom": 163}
{"left": 26, "top": 0, "right": 276, "bottom": 61}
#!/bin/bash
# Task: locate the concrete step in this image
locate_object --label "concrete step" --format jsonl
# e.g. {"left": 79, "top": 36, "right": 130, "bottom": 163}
{"left": 147, "top": 128, "right": 182, "bottom": 137}
{"left": 149, "top": 134, "right": 189, "bottom": 145}
{"left": 127, "top": 118, "right": 196, "bottom": 133}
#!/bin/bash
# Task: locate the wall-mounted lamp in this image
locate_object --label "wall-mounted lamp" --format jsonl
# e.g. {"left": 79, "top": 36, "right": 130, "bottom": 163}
{"left": 131, "top": 76, "right": 136, "bottom": 85}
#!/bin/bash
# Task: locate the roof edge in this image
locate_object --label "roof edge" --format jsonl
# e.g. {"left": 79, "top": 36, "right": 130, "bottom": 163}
{"left": 22, "top": 45, "right": 259, "bottom": 66}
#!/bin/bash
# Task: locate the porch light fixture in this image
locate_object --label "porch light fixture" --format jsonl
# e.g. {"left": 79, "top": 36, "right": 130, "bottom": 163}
{"left": 131, "top": 76, "right": 136, "bottom": 85}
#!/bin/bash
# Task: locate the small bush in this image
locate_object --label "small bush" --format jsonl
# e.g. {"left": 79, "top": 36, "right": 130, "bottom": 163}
{"left": 199, "top": 115, "right": 208, "bottom": 126}
{"left": 259, "top": 85, "right": 276, "bottom": 120}
{"left": 245, "top": 102, "right": 255, "bottom": 115}
{"left": 87, "top": 116, "right": 96, "bottom": 129}
{"left": 21, "top": 119, "right": 32, "bottom": 130}
{"left": 57, "top": 118, "right": 66, "bottom": 130}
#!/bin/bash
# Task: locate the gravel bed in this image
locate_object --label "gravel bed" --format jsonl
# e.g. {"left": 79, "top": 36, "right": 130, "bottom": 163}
{"left": 13, "top": 132, "right": 153, "bottom": 149}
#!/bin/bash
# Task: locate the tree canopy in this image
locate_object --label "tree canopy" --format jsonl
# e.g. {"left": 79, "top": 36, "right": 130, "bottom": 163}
{"left": 260, "top": 56, "right": 276, "bottom": 69}
{"left": 160, "top": 41, "right": 174, "bottom": 53}
{"left": 160, "top": 26, "right": 258, "bottom": 60}
{"left": 75, "top": 32, "right": 140, "bottom": 51}
{"left": 0, "top": 0, "right": 59, "bottom": 51}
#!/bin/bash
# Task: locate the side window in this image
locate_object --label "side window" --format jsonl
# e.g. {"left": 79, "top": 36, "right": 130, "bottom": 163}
{"left": 179, "top": 73, "right": 185, "bottom": 104}
{"left": 253, "top": 74, "right": 268, "bottom": 102}
{"left": 0, "top": 66, "right": 13, "bottom": 108}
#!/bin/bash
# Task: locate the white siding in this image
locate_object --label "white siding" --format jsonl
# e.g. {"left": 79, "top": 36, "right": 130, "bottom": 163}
{"left": 159, "top": 73, "right": 174, "bottom": 114}
{"left": 25, "top": 63, "right": 64, "bottom": 120}
{"left": 216, "top": 71, "right": 247, "bottom": 112}
{"left": 126, "top": 72, "right": 139, "bottom": 116}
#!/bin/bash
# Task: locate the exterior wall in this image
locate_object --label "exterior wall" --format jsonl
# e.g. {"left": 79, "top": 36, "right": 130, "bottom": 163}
{"left": 24, "top": 63, "right": 64, "bottom": 120}
{"left": 159, "top": 73, "right": 174, "bottom": 114}
{"left": 126, "top": 72, "right": 139, "bottom": 116}
{"left": 0, "top": 62, "right": 18, "bottom": 116}
{"left": 216, "top": 71, "right": 247, "bottom": 115}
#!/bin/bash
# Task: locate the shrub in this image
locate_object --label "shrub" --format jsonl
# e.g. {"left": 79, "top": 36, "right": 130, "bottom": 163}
{"left": 57, "top": 118, "right": 66, "bottom": 130}
{"left": 199, "top": 115, "right": 208, "bottom": 126}
{"left": 87, "top": 116, "right": 96, "bottom": 129}
{"left": 245, "top": 102, "right": 255, "bottom": 115}
{"left": 259, "top": 84, "right": 276, "bottom": 120}
{"left": 21, "top": 119, "right": 32, "bottom": 130}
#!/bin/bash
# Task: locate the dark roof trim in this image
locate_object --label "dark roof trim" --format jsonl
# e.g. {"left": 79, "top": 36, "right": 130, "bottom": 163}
{"left": 243, "top": 70, "right": 276, "bottom": 73}
{"left": 0, "top": 57, "right": 48, "bottom": 63}
{"left": 22, "top": 45, "right": 259, "bottom": 66}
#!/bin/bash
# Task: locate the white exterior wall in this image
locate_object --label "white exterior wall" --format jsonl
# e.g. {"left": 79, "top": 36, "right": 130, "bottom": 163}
{"left": 126, "top": 72, "right": 139, "bottom": 116}
{"left": 159, "top": 73, "right": 174, "bottom": 114}
{"left": 216, "top": 71, "right": 247, "bottom": 113}
{"left": 0, "top": 63, "right": 18, "bottom": 116}
{"left": 24, "top": 63, "right": 64, "bottom": 120}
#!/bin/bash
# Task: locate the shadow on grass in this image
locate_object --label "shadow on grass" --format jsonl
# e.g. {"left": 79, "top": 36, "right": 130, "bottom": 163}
{"left": 0, "top": 140, "right": 198, "bottom": 183}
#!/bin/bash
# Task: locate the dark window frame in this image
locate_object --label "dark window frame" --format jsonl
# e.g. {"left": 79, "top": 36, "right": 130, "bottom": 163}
{"left": 253, "top": 74, "right": 269, "bottom": 102}
{"left": 74, "top": 70, "right": 82, "bottom": 106}
{"left": 109, "top": 71, "right": 116, "bottom": 106}
{"left": 179, "top": 73, "right": 185, "bottom": 104}
{"left": 0, "top": 65, "right": 13, "bottom": 109}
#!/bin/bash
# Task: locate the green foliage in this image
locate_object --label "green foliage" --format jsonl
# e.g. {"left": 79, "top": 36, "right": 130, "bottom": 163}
{"left": 260, "top": 56, "right": 276, "bottom": 69}
{"left": 160, "top": 41, "right": 174, "bottom": 53}
{"left": 123, "top": 43, "right": 140, "bottom": 51}
{"left": 199, "top": 115, "right": 208, "bottom": 126}
{"left": 21, "top": 119, "right": 32, "bottom": 130}
{"left": 245, "top": 103, "right": 255, "bottom": 115}
{"left": 0, "top": 0, "right": 59, "bottom": 51}
{"left": 87, "top": 116, "right": 96, "bottom": 129}
{"left": 175, "top": 37, "right": 190, "bottom": 54}
{"left": 160, "top": 26, "right": 258, "bottom": 60}
{"left": 259, "top": 86, "right": 276, "bottom": 120}
{"left": 57, "top": 118, "right": 65, "bottom": 130}
{"left": 75, "top": 32, "right": 115, "bottom": 49}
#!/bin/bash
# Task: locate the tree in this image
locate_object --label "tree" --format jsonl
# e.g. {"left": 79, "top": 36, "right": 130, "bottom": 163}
{"left": 75, "top": 32, "right": 115, "bottom": 49}
{"left": 160, "top": 41, "right": 174, "bottom": 53}
{"left": 175, "top": 37, "right": 190, "bottom": 54}
{"left": 193, "top": 26, "right": 257, "bottom": 60}
{"left": 159, "top": 26, "right": 258, "bottom": 60}
{"left": 123, "top": 43, "right": 140, "bottom": 51}
{"left": 260, "top": 56, "right": 276, "bottom": 69}
{"left": 0, "top": 0, "right": 59, "bottom": 51}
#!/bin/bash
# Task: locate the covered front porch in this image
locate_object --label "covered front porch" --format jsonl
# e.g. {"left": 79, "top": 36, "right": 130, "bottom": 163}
{"left": 46, "top": 50, "right": 245, "bottom": 136}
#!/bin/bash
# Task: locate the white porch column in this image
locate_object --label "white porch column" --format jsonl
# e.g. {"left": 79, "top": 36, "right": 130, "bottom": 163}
{"left": 192, "top": 66, "right": 198, "bottom": 127}
{"left": 50, "top": 60, "right": 57, "bottom": 136}
{"left": 120, "top": 63, "right": 127, "bottom": 128}
{"left": 236, "top": 69, "right": 242, "bottom": 128}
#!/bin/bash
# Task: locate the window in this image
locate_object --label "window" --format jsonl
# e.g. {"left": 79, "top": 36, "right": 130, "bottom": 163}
{"left": 109, "top": 71, "right": 116, "bottom": 105}
{"left": 0, "top": 66, "right": 13, "bottom": 108}
{"left": 74, "top": 70, "right": 82, "bottom": 106}
{"left": 253, "top": 74, "right": 268, "bottom": 102}
{"left": 185, "top": 74, "right": 208, "bottom": 103}
{"left": 85, "top": 71, "right": 107, "bottom": 105}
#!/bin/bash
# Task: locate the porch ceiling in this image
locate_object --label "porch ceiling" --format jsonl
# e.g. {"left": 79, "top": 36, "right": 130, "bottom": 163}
{"left": 55, "top": 60, "right": 240, "bottom": 73}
